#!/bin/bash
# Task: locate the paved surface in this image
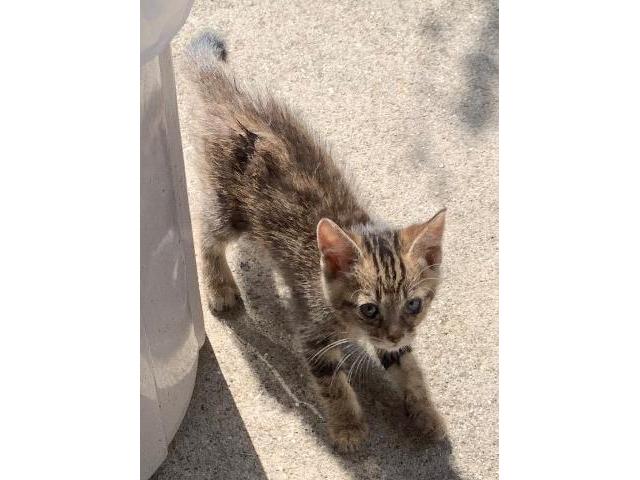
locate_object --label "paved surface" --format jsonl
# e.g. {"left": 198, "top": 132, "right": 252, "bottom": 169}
{"left": 155, "top": 1, "right": 498, "bottom": 478}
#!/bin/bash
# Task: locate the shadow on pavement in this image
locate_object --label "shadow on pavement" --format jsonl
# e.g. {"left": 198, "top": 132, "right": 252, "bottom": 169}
{"left": 456, "top": 0, "right": 499, "bottom": 132}
{"left": 207, "top": 241, "right": 463, "bottom": 480}
{"left": 151, "top": 339, "right": 268, "bottom": 480}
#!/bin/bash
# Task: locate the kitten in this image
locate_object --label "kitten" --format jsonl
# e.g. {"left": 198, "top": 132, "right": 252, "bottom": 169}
{"left": 184, "top": 31, "right": 447, "bottom": 452}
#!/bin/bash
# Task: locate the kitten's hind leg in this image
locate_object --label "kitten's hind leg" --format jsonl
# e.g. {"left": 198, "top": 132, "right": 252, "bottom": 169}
{"left": 201, "top": 230, "right": 242, "bottom": 313}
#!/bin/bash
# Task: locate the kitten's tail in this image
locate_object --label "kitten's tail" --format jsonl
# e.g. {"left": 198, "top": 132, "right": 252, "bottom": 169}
{"left": 185, "top": 30, "right": 228, "bottom": 69}
{"left": 183, "top": 30, "right": 295, "bottom": 158}
{"left": 183, "top": 30, "right": 236, "bottom": 102}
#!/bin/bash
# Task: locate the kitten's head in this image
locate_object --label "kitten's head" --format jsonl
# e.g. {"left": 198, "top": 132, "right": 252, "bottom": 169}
{"left": 316, "top": 210, "right": 446, "bottom": 352}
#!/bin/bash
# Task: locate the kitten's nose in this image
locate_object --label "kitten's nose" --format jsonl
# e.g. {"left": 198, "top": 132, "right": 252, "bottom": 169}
{"left": 387, "top": 330, "right": 402, "bottom": 343}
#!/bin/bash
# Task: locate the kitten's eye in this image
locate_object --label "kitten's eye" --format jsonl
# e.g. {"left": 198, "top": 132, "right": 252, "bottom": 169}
{"left": 359, "top": 303, "right": 379, "bottom": 319}
{"left": 405, "top": 298, "right": 422, "bottom": 315}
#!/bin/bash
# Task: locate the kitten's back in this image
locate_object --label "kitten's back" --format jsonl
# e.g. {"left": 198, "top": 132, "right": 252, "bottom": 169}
{"left": 184, "top": 31, "right": 369, "bottom": 272}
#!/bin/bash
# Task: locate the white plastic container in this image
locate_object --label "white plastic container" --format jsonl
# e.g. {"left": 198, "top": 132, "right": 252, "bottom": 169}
{"left": 140, "top": 1, "right": 204, "bottom": 478}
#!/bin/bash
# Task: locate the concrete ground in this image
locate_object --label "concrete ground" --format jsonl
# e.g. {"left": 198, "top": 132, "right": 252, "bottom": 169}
{"left": 154, "top": 0, "right": 497, "bottom": 478}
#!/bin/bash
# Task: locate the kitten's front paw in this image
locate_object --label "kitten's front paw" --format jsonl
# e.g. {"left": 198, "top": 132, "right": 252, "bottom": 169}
{"left": 329, "top": 422, "right": 368, "bottom": 453}
{"left": 207, "top": 285, "right": 241, "bottom": 313}
{"left": 406, "top": 401, "right": 447, "bottom": 442}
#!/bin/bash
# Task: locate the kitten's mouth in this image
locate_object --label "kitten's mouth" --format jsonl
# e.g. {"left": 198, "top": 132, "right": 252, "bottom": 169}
{"left": 370, "top": 338, "right": 410, "bottom": 352}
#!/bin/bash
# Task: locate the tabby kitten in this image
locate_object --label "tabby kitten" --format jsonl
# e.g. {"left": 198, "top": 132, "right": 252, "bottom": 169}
{"left": 185, "top": 31, "right": 447, "bottom": 452}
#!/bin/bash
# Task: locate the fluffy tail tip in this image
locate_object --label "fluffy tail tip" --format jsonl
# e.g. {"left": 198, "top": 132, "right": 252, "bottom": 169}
{"left": 186, "top": 30, "right": 228, "bottom": 70}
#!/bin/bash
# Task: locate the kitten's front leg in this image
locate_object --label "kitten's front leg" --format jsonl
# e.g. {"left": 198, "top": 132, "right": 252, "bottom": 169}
{"left": 380, "top": 347, "right": 447, "bottom": 442}
{"left": 306, "top": 346, "right": 368, "bottom": 452}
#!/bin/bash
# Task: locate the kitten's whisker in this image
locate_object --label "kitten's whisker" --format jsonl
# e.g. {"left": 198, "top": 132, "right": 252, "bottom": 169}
{"left": 357, "top": 353, "right": 370, "bottom": 388}
{"left": 346, "top": 354, "right": 358, "bottom": 385}
{"left": 351, "top": 351, "right": 367, "bottom": 386}
{"left": 352, "top": 350, "right": 367, "bottom": 385}
{"left": 348, "top": 289, "right": 366, "bottom": 304}
{"left": 331, "top": 349, "right": 358, "bottom": 387}
{"left": 306, "top": 338, "right": 347, "bottom": 361}
{"left": 347, "top": 350, "right": 364, "bottom": 385}
{"left": 307, "top": 338, "right": 351, "bottom": 364}
{"left": 355, "top": 353, "right": 367, "bottom": 385}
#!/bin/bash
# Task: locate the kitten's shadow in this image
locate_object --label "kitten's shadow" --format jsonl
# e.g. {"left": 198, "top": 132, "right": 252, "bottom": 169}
{"left": 213, "top": 239, "right": 462, "bottom": 479}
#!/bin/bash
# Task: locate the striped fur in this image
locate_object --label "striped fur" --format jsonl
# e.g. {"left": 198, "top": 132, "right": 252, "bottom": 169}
{"left": 184, "top": 31, "right": 447, "bottom": 451}
{"left": 378, "top": 345, "right": 413, "bottom": 369}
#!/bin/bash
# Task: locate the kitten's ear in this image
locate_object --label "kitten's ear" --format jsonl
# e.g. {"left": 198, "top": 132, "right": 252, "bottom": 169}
{"left": 316, "top": 218, "right": 361, "bottom": 277}
{"left": 400, "top": 209, "right": 446, "bottom": 268}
